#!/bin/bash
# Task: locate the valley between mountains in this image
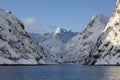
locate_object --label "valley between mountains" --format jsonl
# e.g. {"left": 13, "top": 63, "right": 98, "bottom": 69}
{"left": 0, "top": 0, "right": 120, "bottom": 65}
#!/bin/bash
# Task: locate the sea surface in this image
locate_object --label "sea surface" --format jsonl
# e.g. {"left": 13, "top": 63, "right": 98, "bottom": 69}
{"left": 0, "top": 65, "right": 120, "bottom": 80}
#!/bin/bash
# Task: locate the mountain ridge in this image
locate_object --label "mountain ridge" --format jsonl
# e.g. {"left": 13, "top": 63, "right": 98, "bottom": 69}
{"left": 29, "top": 27, "right": 78, "bottom": 63}
{"left": 63, "top": 14, "right": 109, "bottom": 64}
{"left": 85, "top": 0, "right": 120, "bottom": 65}
{"left": 29, "top": 14, "right": 109, "bottom": 64}
{"left": 0, "top": 8, "right": 45, "bottom": 64}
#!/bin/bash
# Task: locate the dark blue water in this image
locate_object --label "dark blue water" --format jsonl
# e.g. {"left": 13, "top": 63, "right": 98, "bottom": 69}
{"left": 0, "top": 65, "right": 120, "bottom": 80}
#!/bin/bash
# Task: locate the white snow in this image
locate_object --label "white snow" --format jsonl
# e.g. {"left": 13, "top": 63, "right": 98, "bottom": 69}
{"left": 0, "top": 0, "right": 118, "bottom": 65}
{"left": 88, "top": 0, "right": 120, "bottom": 65}
{"left": 63, "top": 14, "right": 109, "bottom": 64}
{"left": 29, "top": 14, "right": 109, "bottom": 64}
{"left": 39, "top": 59, "right": 46, "bottom": 64}
{"left": 53, "top": 27, "right": 62, "bottom": 35}
{"left": 0, "top": 56, "right": 15, "bottom": 64}
{"left": 0, "top": 8, "right": 44, "bottom": 64}
{"left": 16, "top": 58, "right": 38, "bottom": 64}
{"left": 29, "top": 27, "right": 78, "bottom": 63}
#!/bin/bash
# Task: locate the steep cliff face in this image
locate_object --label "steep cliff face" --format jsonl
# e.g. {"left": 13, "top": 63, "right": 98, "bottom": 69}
{"left": 62, "top": 15, "right": 109, "bottom": 64}
{"left": 0, "top": 9, "right": 44, "bottom": 64}
{"left": 85, "top": 0, "right": 120, "bottom": 65}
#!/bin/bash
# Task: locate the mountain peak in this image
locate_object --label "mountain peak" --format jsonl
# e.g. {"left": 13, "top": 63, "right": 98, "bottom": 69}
{"left": 53, "top": 27, "right": 67, "bottom": 35}
{"left": 91, "top": 14, "right": 109, "bottom": 24}
{"left": 85, "top": 0, "right": 120, "bottom": 65}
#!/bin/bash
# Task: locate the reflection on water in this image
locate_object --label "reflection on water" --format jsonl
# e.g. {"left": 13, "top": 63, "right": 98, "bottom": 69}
{"left": 107, "top": 67, "right": 120, "bottom": 80}
{"left": 0, "top": 65, "right": 120, "bottom": 80}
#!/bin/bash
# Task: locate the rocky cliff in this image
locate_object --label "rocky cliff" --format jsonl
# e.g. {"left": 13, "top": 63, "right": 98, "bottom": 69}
{"left": 85, "top": 0, "right": 120, "bottom": 65}
{"left": 0, "top": 9, "right": 44, "bottom": 64}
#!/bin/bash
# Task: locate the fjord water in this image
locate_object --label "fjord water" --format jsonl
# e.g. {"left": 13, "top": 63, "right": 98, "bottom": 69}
{"left": 0, "top": 65, "right": 120, "bottom": 80}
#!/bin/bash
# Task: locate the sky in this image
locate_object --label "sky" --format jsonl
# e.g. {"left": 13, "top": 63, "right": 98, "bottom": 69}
{"left": 0, "top": 0, "right": 116, "bottom": 33}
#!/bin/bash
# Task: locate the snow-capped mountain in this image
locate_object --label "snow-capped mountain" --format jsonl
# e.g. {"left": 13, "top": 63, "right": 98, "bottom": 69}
{"left": 29, "top": 27, "right": 78, "bottom": 43}
{"left": 53, "top": 27, "right": 78, "bottom": 43}
{"left": 63, "top": 15, "right": 109, "bottom": 64}
{"left": 85, "top": 0, "right": 120, "bottom": 65}
{"left": 29, "top": 27, "right": 78, "bottom": 63}
{"left": 29, "top": 14, "right": 109, "bottom": 64}
{"left": 53, "top": 27, "right": 79, "bottom": 43}
{"left": 0, "top": 8, "right": 45, "bottom": 64}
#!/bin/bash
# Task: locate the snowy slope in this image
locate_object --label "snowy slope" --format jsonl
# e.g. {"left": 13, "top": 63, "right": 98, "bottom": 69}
{"left": 29, "top": 27, "right": 78, "bottom": 63}
{"left": 0, "top": 8, "right": 45, "bottom": 64}
{"left": 63, "top": 15, "right": 109, "bottom": 64}
{"left": 85, "top": 0, "right": 120, "bottom": 65}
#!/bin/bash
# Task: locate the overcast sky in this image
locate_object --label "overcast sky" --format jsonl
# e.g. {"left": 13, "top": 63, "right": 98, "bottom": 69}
{"left": 0, "top": 0, "right": 116, "bottom": 33}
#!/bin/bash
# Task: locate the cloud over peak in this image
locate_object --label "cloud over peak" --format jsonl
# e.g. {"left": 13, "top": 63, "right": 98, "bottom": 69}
{"left": 24, "top": 17, "right": 37, "bottom": 25}
{"left": 23, "top": 17, "right": 56, "bottom": 34}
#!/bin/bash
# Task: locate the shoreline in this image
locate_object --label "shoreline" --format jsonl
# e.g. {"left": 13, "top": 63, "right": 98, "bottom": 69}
{"left": 0, "top": 64, "right": 120, "bottom": 66}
